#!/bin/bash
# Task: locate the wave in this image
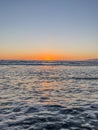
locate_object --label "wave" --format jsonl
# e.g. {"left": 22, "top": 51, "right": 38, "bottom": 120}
{"left": 71, "top": 77, "right": 98, "bottom": 80}
{"left": 0, "top": 60, "right": 98, "bottom": 66}
{"left": 0, "top": 104, "right": 98, "bottom": 130}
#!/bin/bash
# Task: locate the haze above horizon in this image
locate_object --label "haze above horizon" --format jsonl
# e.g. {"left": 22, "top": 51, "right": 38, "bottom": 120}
{"left": 0, "top": 0, "right": 98, "bottom": 60}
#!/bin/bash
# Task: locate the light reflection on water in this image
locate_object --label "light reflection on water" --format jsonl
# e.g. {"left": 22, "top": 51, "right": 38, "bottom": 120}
{"left": 0, "top": 65, "right": 98, "bottom": 129}
{"left": 0, "top": 65, "right": 98, "bottom": 106}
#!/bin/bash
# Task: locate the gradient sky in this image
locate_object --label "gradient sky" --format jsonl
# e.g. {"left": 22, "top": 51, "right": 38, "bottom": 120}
{"left": 0, "top": 0, "right": 98, "bottom": 60}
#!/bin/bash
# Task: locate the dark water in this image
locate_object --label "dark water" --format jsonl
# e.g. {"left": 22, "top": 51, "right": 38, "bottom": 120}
{"left": 0, "top": 61, "right": 98, "bottom": 130}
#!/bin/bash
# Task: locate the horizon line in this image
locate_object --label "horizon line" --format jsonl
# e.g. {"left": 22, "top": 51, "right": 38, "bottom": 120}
{"left": 0, "top": 58, "right": 98, "bottom": 61}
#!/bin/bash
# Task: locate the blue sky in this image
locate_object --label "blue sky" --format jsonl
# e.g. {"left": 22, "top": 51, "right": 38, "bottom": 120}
{"left": 0, "top": 0, "right": 98, "bottom": 60}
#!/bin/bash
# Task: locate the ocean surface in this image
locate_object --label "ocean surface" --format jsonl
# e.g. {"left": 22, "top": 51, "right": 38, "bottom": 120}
{"left": 0, "top": 60, "right": 98, "bottom": 130}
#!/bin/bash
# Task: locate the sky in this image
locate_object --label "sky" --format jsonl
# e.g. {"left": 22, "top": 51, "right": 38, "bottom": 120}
{"left": 0, "top": 0, "right": 98, "bottom": 60}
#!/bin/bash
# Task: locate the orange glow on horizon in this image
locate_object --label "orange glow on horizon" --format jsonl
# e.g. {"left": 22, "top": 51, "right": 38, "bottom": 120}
{"left": 0, "top": 51, "right": 98, "bottom": 61}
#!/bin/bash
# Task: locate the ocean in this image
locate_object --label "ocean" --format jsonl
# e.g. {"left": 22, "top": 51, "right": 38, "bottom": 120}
{"left": 0, "top": 60, "right": 98, "bottom": 130}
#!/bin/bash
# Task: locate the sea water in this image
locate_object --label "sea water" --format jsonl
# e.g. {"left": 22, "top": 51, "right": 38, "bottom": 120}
{"left": 0, "top": 60, "right": 98, "bottom": 130}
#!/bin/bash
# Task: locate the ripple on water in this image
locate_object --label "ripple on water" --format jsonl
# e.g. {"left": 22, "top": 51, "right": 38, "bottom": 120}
{"left": 0, "top": 65, "right": 98, "bottom": 129}
{"left": 0, "top": 104, "right": 98, "bottom": 130}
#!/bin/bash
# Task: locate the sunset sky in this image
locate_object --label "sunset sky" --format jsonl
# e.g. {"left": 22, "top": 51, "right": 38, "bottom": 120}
{"left": 0, "top": 0, "right": 98, "bottom": 60}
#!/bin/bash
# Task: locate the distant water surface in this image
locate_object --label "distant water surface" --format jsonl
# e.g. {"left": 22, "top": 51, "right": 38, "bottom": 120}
{"left": 0, "top": 61, "right": 98, "bottom": 130}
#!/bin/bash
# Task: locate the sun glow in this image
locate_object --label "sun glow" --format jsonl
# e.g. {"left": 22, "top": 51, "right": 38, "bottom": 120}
{"left": 35, "top": 53, "right": 61, "bottom": 61}
{"left": 36, "top": 52, "right": 70, "bottom": 61}
{"left": 43, "top": 56, "right": 52, "bottom": 61}
{"left": 0, "top": 51, "right": 97, "bottom": 61}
